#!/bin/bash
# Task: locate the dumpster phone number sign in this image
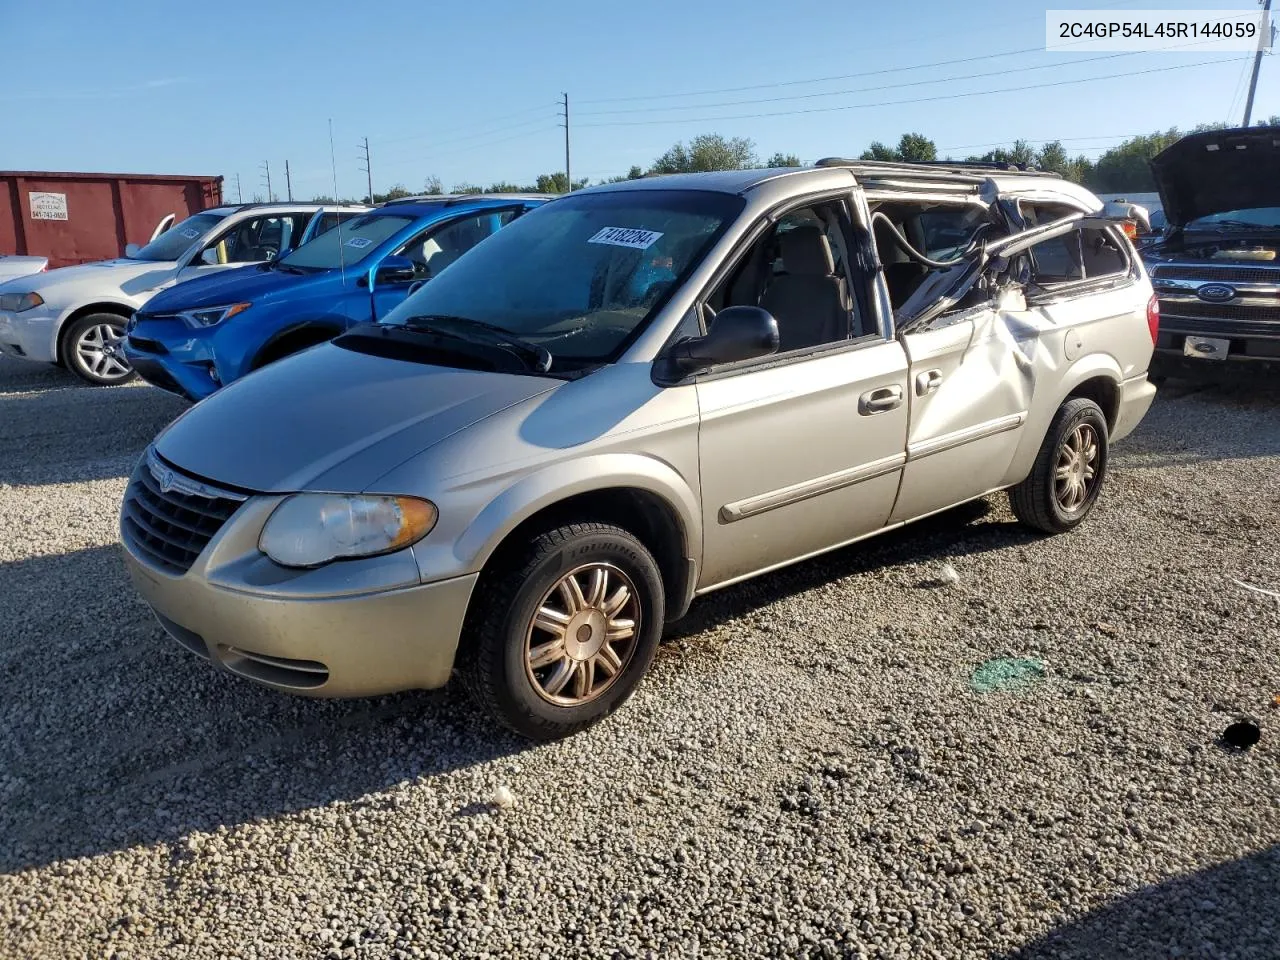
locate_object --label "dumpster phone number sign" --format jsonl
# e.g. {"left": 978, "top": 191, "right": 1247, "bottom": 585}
{"left": 29, "top": 192, "right": 69, "bottom": 221}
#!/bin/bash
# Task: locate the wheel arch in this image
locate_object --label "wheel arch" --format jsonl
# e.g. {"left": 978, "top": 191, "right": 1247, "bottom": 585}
{"left": 1003, "top": 353, "right": 1123, "bottom": 486}
{"left": 54, "top": 301, "right": 136, "bottom": 362}
{"left": 249, "top": 319, "right": 345, "bottom": 370}
{"left": 455, "top": 456, "right": 701, "bottom": 623}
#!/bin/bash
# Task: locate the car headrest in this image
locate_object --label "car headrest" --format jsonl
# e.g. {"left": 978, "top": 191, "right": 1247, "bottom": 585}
{"left": 779, "top": 225, "right": 835, "bottom": 276}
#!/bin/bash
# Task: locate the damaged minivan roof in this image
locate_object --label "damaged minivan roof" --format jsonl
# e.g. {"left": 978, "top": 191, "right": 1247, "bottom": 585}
{"left": 1149, "top": 127, "right": 1280, "bottom": 227}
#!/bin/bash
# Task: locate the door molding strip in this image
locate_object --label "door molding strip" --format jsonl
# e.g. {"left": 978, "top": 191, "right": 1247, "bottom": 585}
{"left": 907, "top": 412, "right": 1026, "bottom": 462}
{"left": 719, "top": 452, "right": 907, "bottom": 523}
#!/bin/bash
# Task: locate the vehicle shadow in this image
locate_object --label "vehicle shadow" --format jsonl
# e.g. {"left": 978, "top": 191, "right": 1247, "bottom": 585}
{"left": 0, "top": 544, "right": 530, "bottom": 874}
{"left": 0, "top": 379, "right": 185, "bottom": 486}
{"left": 667, "top": 498, "right": 1034, "bottom": 640}
{"left": 1000, "top": 845, "right": 1280, "bottom": 960}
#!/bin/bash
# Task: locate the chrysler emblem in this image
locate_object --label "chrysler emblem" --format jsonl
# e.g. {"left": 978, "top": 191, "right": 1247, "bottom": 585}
{"left": 149, "top": 457, "right": 177, "bottom": 494}
{"left": 1196, "top": 283, "right": 1235, "bottom": 303}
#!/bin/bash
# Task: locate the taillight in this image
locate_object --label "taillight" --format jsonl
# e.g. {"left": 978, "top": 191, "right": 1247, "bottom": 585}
{"left": 1122, "top": 221, "right": 1137, "bottom": 239}
{"left": 1146, "top": 294, "right": 1159, "bottom": 344}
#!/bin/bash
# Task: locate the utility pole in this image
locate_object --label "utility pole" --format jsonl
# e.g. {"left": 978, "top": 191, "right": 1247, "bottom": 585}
{"left": 234, "top": 173, "right": 243, "bottom": 203}
{"left": 560, "top": 93, "right": 572, "bottom": 193}
{"left": 285, "top": 159, "right": 293, "bottom": 201}
{"left": 358, "top": 137, "right": 373, "bottom": 202}
{"left": 1242, "top": 0, "right": 1274, "bottom": 127}
{"left": 260, "top": 160, "right": 273, "bottom": 202}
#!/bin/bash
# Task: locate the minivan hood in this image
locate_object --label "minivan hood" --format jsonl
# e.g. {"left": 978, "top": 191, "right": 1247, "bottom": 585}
{"left": 1150, "top": 127, "right": 1280, "bottom": 228}
{"left": 154, "top": 343, "right": 557, "bottom": 493}
{"left": 141, "top": 263, "right": 321, "bottom": 313}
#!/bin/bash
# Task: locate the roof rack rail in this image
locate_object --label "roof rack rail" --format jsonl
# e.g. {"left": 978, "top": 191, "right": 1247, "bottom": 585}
{"left": 815, "top": 157, "right": 1061, "bottom": 178}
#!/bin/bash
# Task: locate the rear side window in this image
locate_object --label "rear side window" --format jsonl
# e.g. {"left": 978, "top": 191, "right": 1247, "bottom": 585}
{"left": 1023, "top": 204, "right": 1129, "bottom": 285}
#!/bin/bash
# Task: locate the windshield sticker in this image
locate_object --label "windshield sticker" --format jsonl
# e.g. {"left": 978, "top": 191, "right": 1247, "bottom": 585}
{"left": 180, "top": 228, "right": 201, "bottom": 240}
{"left": 588, "top": 227, "right": 664, "bottom": 250}
{"left": 345, "top": 237, "right": 373, "bottom": 249}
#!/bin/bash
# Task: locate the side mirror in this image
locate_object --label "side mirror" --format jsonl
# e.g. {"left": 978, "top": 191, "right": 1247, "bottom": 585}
{"left": 669, "top": 305, "right": 779, "bottom": 373}
{"left": 124, "top": 243, "right": 141, "bottom": 258}
{"left": 366, "top": 255, "right": 416, "bottom": 289}
{"left": 200, "top": 248, "right": 220, "bottom": 266}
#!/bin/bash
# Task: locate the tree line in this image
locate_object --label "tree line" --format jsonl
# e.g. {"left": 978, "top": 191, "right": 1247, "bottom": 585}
{"left": 318, "top": 117, "right": 1279, "bottom": 204}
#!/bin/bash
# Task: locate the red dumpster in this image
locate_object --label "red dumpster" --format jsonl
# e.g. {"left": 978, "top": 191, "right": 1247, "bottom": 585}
{"left": 0, "top": 171, "right": 223, "bottom": 268}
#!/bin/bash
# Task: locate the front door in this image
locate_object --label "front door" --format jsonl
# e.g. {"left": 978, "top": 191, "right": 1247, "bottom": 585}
{"left": 696, "top": 340, "right": 910, "bottom": 588}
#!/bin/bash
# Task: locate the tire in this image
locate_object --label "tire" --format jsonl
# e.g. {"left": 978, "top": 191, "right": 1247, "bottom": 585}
{"left": 62, "top": 313, "right": 136, "bottom": 385}
{"left": 458, "top": 522, "right": 665, "bottom": 741}
{"left": 1009, "top": 397, "right": 1109, "bottom": 534}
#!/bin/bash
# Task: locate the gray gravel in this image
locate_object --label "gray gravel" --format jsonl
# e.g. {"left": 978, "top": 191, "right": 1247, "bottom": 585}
{"left": 1, "top": 356, "right": 1278, "bottom": 960}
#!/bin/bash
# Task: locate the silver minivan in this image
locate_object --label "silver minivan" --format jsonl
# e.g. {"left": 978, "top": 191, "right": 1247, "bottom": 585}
{"left": 119, "top": 162, "right": 1158, "bottom": 740}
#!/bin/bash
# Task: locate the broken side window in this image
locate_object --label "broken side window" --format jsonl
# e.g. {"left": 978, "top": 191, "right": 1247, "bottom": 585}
{"left": 870, "top": 200, "right": 992, "bottom": 309}
{"left": 1021, "top": 203, "right": 1130, "bottom": 286}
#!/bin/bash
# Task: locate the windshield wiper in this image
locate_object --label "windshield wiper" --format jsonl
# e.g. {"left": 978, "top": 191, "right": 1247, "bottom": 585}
{"left": 398, "top": 315, "right": 553, "bottom": 373}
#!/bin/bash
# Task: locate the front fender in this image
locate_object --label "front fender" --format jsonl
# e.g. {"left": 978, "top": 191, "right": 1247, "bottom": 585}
{"left": 1003, "top": 352, "right": 1122, "bottom": 486}
{"left": 446, "top": 452, "right": 702, "bottom": 575}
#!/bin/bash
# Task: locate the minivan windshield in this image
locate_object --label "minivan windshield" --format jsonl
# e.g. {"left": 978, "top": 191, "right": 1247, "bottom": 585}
{"left": 129, "top": 212, "right": 228, "bottom": 262}
{"left": 280, "top": 213, "right": 414, "bottom": 270}
{"left": 380, "top": 190, "right": 744, "bottom": 365}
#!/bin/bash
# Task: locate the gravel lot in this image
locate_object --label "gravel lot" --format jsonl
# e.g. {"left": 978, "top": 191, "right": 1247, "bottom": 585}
{"left": 1, "top": 356, "right": 1277, "bottom": 960}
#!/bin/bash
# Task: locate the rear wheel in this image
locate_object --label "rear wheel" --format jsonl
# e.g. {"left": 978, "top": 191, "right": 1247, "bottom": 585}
{"left": 62, "top": 313, "right": 135, "bottom": 385}
{"left": 458, "top": 522, "right": 665, "bottom": 741}
{"left": 1009, "top": 397, "right": 1109, "bottom": 534}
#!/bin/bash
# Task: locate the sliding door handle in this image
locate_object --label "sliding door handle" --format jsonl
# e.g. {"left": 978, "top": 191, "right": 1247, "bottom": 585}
{"left": 915, "top": 369, "right": 943, "bottom": 396}
{"left": 859, "top": 384, "right": 904, "bottom": 415}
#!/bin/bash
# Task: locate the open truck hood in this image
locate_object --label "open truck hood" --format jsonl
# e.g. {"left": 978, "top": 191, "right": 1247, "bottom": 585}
{"left": 1149, "top": 127, "right": 1280, "bottom": 228}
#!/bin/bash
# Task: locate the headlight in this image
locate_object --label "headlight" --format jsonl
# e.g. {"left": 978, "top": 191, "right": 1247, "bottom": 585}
{"left": 178, "top": 302, "right": 251, "bottom": 328}
{"left": 259, "top": 494, "right": 438, "bottom": 568}
{"left": 0, "top": 292, "right": 44, "bottom": 312}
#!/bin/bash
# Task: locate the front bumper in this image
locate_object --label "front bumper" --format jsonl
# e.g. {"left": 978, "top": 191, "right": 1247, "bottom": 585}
{"left": 119, "top": 482, "right": 479, "bottom": 697}
{"left": 0, "top": 306, "right": 58, "bottom": 363}
{"left": 124, "top": 320, "right": 221, "bottom": 401}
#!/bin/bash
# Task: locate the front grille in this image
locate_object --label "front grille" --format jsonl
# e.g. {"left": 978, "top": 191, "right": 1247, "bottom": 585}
{"left": 127, "top": 334, "right": 167, "bottom": 354}
{"left": 1153, "top": 264, "right": 1280, "bottom": 284}
{"left": 1157, "top": 299, "right": 1280, "bottom": 323}
{"left": 121, "top": 457, "right": 245, "bottom": 575}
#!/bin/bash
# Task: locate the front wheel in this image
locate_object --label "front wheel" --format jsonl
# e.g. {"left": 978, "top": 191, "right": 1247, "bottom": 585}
{"left": 458, "top": 522, "right": 665, "bottom": 741}
{"left": 1009, "top": 397, "right": 1109, "bottom": 534}
{"left": 62, "top": 313, "right": 136, "bottom": 385}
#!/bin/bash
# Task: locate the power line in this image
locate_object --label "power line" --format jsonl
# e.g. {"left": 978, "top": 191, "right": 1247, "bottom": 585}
{"left": 577, "top": 57, "right": 1244, "bottom": 128}
{"left": 941, "top": 133, "right": 1147, "bottom": 151}
{"left": 375, "top": 114, "right": 557, "bottom": 162}
{"left": 372, "top": 105, "right": 554, "bottom": 146}
{"left": 574, "top": 0, "right": 1157, "bottom": 106}
{"left": 372, "top": 127, "right": 553, "bottom": 174}
{"left": 576, "top": 49, "right": 1174, "bottom": 118}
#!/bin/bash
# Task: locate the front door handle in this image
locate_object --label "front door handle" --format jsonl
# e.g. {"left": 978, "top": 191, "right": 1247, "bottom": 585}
{"left": 915, "top": 369, "right": 943, "bottom": 396}
{"left": 859, "top": 384, "right": 904, "bottom": 415}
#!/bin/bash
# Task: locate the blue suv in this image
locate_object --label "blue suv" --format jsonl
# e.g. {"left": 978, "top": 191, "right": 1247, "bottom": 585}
{"left": 124, "top": 194, "right": 549, "bottom": 400}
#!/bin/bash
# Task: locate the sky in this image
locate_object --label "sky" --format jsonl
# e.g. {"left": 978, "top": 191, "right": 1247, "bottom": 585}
{"left": 1, "top": 0, "right": 1274, "bottom": 201}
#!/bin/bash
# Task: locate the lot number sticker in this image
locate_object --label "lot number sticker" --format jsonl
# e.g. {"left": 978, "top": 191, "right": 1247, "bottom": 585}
{"left": 346, "top": 237, "right": 373, "bottom": 249}
{"left": 588, "top": 226, "right": 663, "bottom": 250}
{"left": 29, "top": 192, "right": 68, "bottom": 221}
{"left": 180, "top": 228, "right": 201, "bottom": 240}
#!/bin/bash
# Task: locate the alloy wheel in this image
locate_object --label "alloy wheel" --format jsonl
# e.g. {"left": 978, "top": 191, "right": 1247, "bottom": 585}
{"left": 75, "top": 322, "right": 132, "bottom": 382}
{"left": 523, "top": 562, "right": 641, "bottom": 707}
{"left": 1055, "top": 422, "right": 1099, "bottom": 512}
